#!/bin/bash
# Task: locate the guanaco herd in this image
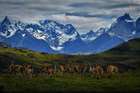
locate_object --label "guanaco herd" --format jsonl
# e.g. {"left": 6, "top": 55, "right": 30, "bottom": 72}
{"left": 8, "top": 63, "right": 119, "bottom": 79}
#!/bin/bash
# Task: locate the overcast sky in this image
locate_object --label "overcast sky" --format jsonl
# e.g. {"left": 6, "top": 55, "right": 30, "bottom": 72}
{"left": 0, "top": 0, "right": 140, "bottom": 34}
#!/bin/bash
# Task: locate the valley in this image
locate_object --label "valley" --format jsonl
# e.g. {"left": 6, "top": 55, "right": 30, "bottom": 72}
{"left": 0, "top": 38, "right": 140, "bottom": 92}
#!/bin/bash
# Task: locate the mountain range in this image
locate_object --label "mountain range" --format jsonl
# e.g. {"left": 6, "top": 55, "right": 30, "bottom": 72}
{"left": 0, "top": 13, "right": 140, "bottom": 55}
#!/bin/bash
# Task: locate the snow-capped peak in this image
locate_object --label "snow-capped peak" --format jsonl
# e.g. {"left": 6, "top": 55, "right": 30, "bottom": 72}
{"left": 81, "top": 28, "right": 106, "bottom": 42}
{"left": 1, "top": 16, "right": 11, "bottom": 25}
{"left": 108, "top": 13, "right": 135, "bottom": 41}
{"left": 0, "top": 16, "right": 18, "bottom": 38}
{"left": 34, "top": 19, "right": 79, "bottom": 50}
{"left": 81, "top": 30, "right": 97, "bottom": 41}
{"left": 117, "top": 13, "right": 132, "bottom": 22}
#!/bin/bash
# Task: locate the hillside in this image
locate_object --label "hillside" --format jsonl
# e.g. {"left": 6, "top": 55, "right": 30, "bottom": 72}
{"left": 0, "top": 46, "right": 64, "bottom": 71}
{"left": 101, "top": 38, "right": 140, "bottom": 55}
{"left": 0, "top": 38, "right": 140, "bottom": 72}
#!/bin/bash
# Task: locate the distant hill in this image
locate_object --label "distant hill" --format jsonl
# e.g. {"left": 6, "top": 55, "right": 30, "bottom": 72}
{"left": 0, "top": 42, "right": 11, "bottom": 48}
{"left": 101, "top": 38, "right": 140, "bottom": 55}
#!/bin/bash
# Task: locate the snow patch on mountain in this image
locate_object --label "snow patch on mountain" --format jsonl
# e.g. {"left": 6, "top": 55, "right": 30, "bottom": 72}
{"left": 50, "top": 46, "right": 63, "bottom": 51}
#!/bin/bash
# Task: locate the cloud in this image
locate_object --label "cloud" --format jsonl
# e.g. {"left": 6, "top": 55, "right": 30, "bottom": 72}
{"left": 47, "top": 14, "right": 113, "bottom": 33}
{"left": 103, "top": 3, "right": 140, "bottom": 9}
{"left": 0, "top": 0, "right": 140, "bottom": 34}
{"left": 0, "top": 0, "right": 26, "bottom": 5}
{"left": 68, "top": 0, "right": 140, "bottom": 10}
{"left": 65, "top": 12, "right": 117, "bottom": 19}
{"left": 69, "top": 2, "right": 96, "bottom": 8}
